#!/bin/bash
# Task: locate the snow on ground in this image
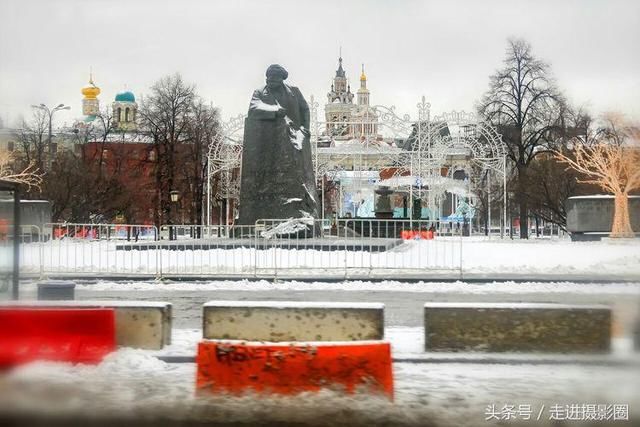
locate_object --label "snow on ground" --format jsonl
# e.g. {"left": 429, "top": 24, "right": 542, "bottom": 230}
{"left": 1, "top": 341, "right": 638, "bottom": 426}
{"left": 7, "top": 238, "right": 640, "bottom": 424}
{"left": 460, "top": 237, "right": 640, "bottom": 276}
{"left": 17, "top": 236, "right": 640, "bottom": 278}
{"left": 67, "top": 279, "right": 640, "bottom": 294}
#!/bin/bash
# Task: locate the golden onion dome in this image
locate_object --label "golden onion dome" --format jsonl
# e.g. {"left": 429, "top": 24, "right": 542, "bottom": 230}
{"left": 360, "top": 64, "right": 367, "bottom": 81}
{"left": 82, "top": 74, "right": 101, "bottom": 99}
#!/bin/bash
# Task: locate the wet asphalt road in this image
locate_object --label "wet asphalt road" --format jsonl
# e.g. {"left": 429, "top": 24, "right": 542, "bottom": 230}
{"left": 71, "top": 286, "right": 640, "bottom": 336}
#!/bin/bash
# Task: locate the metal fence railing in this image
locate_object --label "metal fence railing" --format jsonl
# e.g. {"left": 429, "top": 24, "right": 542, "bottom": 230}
{"left": 17, "top": 219, "right": 463, "bottom": 279}
{"left": 3, "top": 225, "right": 42, "bottom": 295}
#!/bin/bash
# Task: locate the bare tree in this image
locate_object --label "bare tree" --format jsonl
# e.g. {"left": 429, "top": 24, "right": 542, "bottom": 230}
{"left": 139, "top": 74, "right": 195, "bottom": 227}
{"left": 478, "top": 38, "right": 564, "bottom": 238}
{"left": 556, "top": 116, "right": 640, "bottom": 238}
{"left": 13, "top": 108, "right": 48, "bottom": 170}
{"left": 180, "top": 98, "right": 221, "bottom": 224}
{"left": 526, "top": 106, "right": 599, "bottom": 229}
{"left": 79, "top": 107, "right": 118, "bottom": 184}
{"left": 139, "top": 73, "right": 223, "bottom": 227}
{"left": 0, "top": 150, "right": 42, "bottom": 190}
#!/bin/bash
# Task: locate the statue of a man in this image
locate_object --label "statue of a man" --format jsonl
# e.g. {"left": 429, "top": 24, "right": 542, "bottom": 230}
{"left": 248, "top": 64, "right": 310, "bottom": 134}
{"left": 237, "top": 64, "right": 319, "bottom": 229}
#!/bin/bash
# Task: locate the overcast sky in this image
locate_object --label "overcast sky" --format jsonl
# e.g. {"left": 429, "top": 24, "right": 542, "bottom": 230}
{"left": 1, "top": 0, "right": 639, "bottom": 128}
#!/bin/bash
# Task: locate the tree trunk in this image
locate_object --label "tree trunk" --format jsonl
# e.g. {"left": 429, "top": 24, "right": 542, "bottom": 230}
{"left": 519, "top": 198, "right": 528, "bottom": 239}
{"left": 611, "top": 193, "right": 634, "bottom": 238}
{"left": 516, "top": 163, "right": 529, "bottom": 239}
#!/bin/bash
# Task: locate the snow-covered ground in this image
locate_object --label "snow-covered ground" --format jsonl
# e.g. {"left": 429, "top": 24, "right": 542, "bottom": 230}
{"left": 1, "top": 328, "right": 638, "bottom": 427}
{"left": 461, "top": 237, "right": 640, "bottom": 276}
{"left": 68, "top": 278, "right": 640, "bottom": 294}
{"left": 5, "top": 237, "right": 640, "bottom": 425}
{"left": 17, "top": 236, "right": 640, "bottom": 279}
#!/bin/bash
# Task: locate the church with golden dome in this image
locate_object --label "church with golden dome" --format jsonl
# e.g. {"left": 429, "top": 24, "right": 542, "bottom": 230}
{"left": 324, "top": 55, "right": 379, "bottom": 142}
{"left": 80, "top": 72, "right": 138, "bottom": 131}
{"left": 81, "top": 73, "right": 101, "bottom": 119}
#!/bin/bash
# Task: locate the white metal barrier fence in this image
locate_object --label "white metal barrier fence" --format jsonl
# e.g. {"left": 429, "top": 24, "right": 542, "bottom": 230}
{"left": 19, "top": 220, "right": 462, "bottom": 279}
{"left": 2, "top": 225, "right": 42, "bottom": 294}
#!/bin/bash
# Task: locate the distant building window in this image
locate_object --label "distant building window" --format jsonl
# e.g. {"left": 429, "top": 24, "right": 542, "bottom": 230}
{"left": 7, "top": 141, "right": 14, "bottom": 151}
{"left": 125, "top": 108, "right": 130, "bottom": 122}
{"left": 117, "top": 107, "right": 122, "bottom": 122}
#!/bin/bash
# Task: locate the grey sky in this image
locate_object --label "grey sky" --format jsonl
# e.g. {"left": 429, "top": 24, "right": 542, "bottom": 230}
{"left": 1, "top": 0, "right": 638, "bottom": 128}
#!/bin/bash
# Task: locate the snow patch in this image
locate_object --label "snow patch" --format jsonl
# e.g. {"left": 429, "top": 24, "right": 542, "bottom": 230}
{"left": 75, "top": 279, "right": 640, "bottom": 295}
{"left": 290, "top": 128, "right": 305, "bottom": 150}
{"left": 260, "top": 217, "right": 313, "bottom": 238}
{"left": 249, "top": 98, "right": 279, "bottom": 113}
{"left": 203, "top": 300, "right": 384, "bottom": 309}
{"left": 283, "top": 198, "right": 302, "bottom": 205}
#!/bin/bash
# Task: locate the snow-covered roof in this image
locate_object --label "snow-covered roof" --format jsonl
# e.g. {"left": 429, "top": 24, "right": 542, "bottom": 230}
{"left": 378, "top": 175, "right": 472, "bottom": 196}
{"left": 319, "top": 139, "right": 402, "bottom": 155}
{"left": 88, "top": 132, "right": 153, "bottom": 144}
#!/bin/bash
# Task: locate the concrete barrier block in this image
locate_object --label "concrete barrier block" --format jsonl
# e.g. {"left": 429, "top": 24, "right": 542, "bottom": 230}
{"left": 424, "top": 302, "right": 611, "bottom": 353}
{"left": 81, "top": 301, "right": 172, "bottom": 350}
{"left": 203, "top": 301, "right": 384, "bottom": 342}
{"left": 0, "top": 301, "right": 172, "bottom": 350}
{"left": 112, "top": 306, "right": 165, "bottom": 350}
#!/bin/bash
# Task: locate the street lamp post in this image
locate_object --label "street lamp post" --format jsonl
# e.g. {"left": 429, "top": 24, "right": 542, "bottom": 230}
{"left": 169, "top": 190, "right": 180, "bottom": 241}
{"left": 31, "top": 103, "right": 71, "bottom": 160}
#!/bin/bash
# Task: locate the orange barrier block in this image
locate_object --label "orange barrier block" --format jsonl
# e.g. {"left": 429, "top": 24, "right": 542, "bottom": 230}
{"left": 196, "top": 341, "right": 393, "bottom": 398}
{"left": 401, "top": 230, "right": 435, "bottom": 240}
{"left": 0, "top": 308, "right": 116, "bottom": 368}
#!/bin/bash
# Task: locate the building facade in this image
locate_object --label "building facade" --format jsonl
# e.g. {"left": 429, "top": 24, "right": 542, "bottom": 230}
{"left": 324, "top": 56, "right": 379, "bottom": 141}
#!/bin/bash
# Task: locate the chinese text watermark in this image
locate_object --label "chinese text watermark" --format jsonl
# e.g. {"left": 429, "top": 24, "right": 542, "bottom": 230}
{"left": 485, "top": 404, "right": 629, "bottom": 422}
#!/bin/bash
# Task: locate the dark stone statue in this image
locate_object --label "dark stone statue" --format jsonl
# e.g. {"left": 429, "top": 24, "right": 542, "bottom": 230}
{"left": 237, "top": 64, "right": 320, "bottom": 229}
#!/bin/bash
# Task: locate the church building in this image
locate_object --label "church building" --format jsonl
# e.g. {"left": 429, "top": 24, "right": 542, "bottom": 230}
{"left": 325, "top": 55, "right": 379, "bottom": 142}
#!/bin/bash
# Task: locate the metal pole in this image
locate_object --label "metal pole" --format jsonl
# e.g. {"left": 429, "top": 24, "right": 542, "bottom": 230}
{"left": 206, "top": 159, "right": 211, "bottom": 227}
{"left": 503, "top": 155, "right": 507, "bottom": 240}
{"left": 321, "top": 176, "right": 325, "bottom": 223}
{"left": 48, "top": 109, "right": 53, "bottom": 158}
{"left": 12, "top": 187, "right": 20, "bottom": 300}
{"left": 417, "top": 112, "right": 421, "bottom": 218}
{"left": 487, "top": 170, "right": 491, "bottom": 238}
{"left": 225, "top": 171, "right": 230, "bottom": 226}
{"left": 409, "top": 181, "right": 413, "bottom": 226}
